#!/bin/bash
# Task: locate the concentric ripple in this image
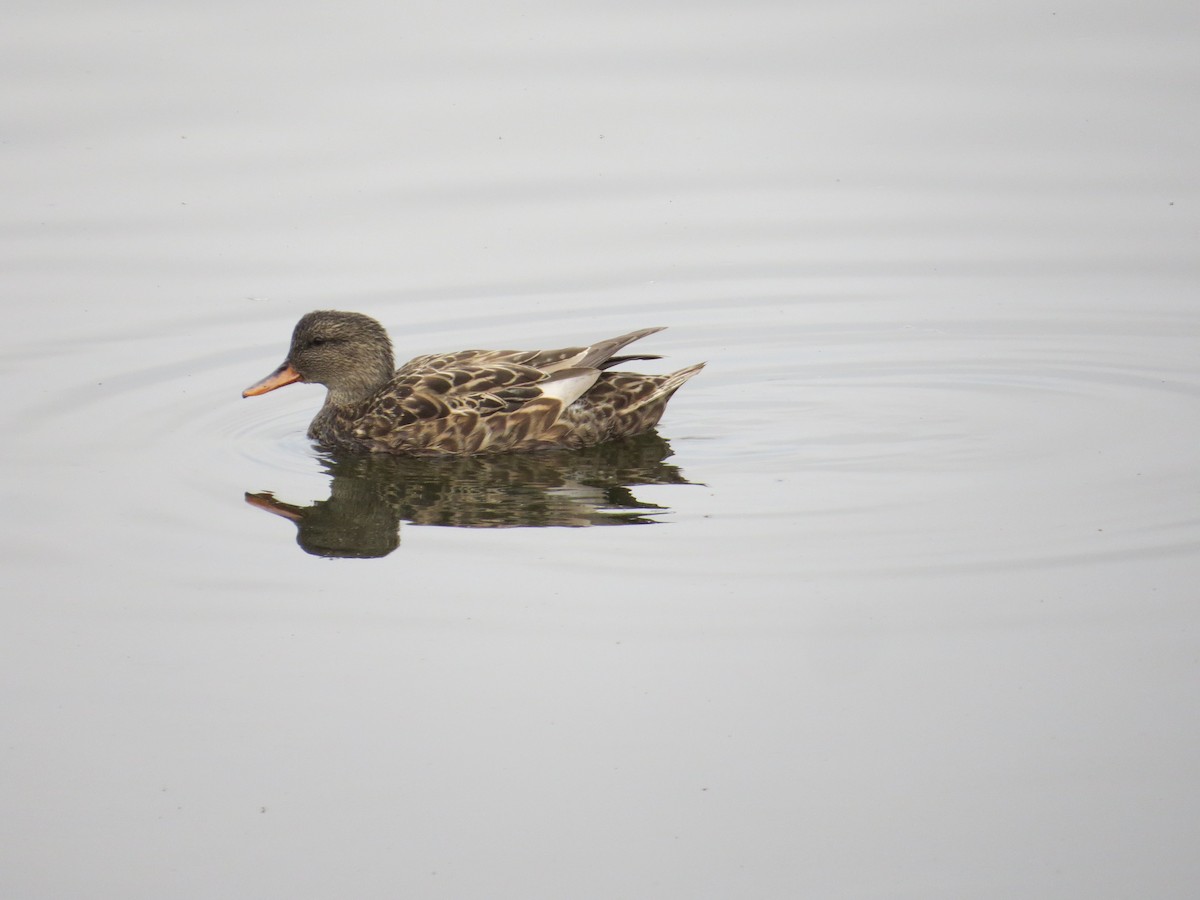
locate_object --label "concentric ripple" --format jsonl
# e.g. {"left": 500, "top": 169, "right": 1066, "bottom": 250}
{"left": 5, "top": 287, "right": 1198, "bottom": 576}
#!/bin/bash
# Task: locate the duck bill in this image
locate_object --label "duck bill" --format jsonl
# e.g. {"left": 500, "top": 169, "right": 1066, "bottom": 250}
{"left": 242, "top": 362, "right": 302, "bottom": 397}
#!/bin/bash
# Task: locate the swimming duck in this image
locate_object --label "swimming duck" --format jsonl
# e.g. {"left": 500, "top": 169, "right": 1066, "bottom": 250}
{"left": 242, "top": 310, "right": 703, "bottom": 456}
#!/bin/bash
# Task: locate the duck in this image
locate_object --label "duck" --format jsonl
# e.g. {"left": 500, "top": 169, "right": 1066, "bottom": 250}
{"left": 242, "top": 310, "right": 704, "bottom": 456}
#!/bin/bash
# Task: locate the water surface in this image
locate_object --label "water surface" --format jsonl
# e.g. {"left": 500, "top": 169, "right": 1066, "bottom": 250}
{"left": 2, "top": 1, "right": 1198, "bottom": 897}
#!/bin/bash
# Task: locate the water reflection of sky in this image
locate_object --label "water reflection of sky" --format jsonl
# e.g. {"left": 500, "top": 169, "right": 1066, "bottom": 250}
{"left": 2, "top": 1, "right": 1198, "bottom": 897}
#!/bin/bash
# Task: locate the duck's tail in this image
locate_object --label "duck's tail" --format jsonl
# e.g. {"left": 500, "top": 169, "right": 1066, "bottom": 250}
{"left": 556, "top": 359, "right": 704, "bottom": 445}
{"left": 625, "top": 362, "right": 706, "bottom": 413}
{"left": 577, "top": 327, "right": 666, "bottom": 369}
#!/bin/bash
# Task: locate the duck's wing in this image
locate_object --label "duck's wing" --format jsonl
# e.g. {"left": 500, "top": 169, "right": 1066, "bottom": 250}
{"left": 398, "top": 327, "right": 666, "bottom": 376}
{"left": 352, "top": 362, "right": 601, "bottom": 454}
{"left": 354, "top": 329, "right": 672, "bottom": 453}
{"left": 376, "top": 362, "right": 562, "bottom": 422}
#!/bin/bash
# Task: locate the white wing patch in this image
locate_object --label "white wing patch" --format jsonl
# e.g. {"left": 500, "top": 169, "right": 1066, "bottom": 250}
{"left": 538, "top": 367, "right": 601, "bottom": 406}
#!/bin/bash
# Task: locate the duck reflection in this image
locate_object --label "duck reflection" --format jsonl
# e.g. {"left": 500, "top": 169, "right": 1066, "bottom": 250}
{"left": 245, "top": 432, "right": 695, "bottom": 558}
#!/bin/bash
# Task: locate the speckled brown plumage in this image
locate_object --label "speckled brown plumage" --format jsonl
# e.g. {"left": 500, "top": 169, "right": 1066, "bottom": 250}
{"left": 243, "top": 310, "right": 704, "bottom": 456}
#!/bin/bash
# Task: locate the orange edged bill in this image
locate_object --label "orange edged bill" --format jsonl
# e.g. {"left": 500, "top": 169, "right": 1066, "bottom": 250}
{"left": 242, "top": 362, "right": 301, "bottom": 397}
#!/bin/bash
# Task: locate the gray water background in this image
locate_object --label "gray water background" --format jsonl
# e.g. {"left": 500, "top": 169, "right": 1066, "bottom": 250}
{"left": 3, "top": 1, "right": 1199, "bottom": 897}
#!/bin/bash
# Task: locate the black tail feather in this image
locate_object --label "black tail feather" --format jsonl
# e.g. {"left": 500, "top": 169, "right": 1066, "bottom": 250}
{"left": 599, "top": 354, "right": 663, "bottom": 370}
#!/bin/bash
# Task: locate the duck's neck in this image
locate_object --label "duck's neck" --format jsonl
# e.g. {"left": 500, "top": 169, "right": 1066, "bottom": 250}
{"left": 326, "top": 353, "right": 394, "bottom": 408}
{"left": 309, "top": 360, "right": 392, "bottom": 445}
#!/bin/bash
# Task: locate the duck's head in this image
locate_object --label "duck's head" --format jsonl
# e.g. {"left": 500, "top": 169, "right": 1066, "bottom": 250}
{"left": 242, "top": 310, "right": 395, "bottom": 403}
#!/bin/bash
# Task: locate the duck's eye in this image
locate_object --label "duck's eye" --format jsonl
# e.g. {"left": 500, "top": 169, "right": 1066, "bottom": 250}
{"left": 309, "top": 337, "right": 331, "bottom": 347}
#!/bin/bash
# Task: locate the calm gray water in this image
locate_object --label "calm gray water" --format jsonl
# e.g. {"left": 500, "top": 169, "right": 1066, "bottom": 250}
{"left": 3, "top": 1, "right": 1199, "bottom": 897}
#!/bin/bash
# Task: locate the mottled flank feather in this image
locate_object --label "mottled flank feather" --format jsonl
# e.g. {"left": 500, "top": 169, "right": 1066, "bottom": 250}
{"left": 243, "top": 311, "right": 703, "bottom": 456}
